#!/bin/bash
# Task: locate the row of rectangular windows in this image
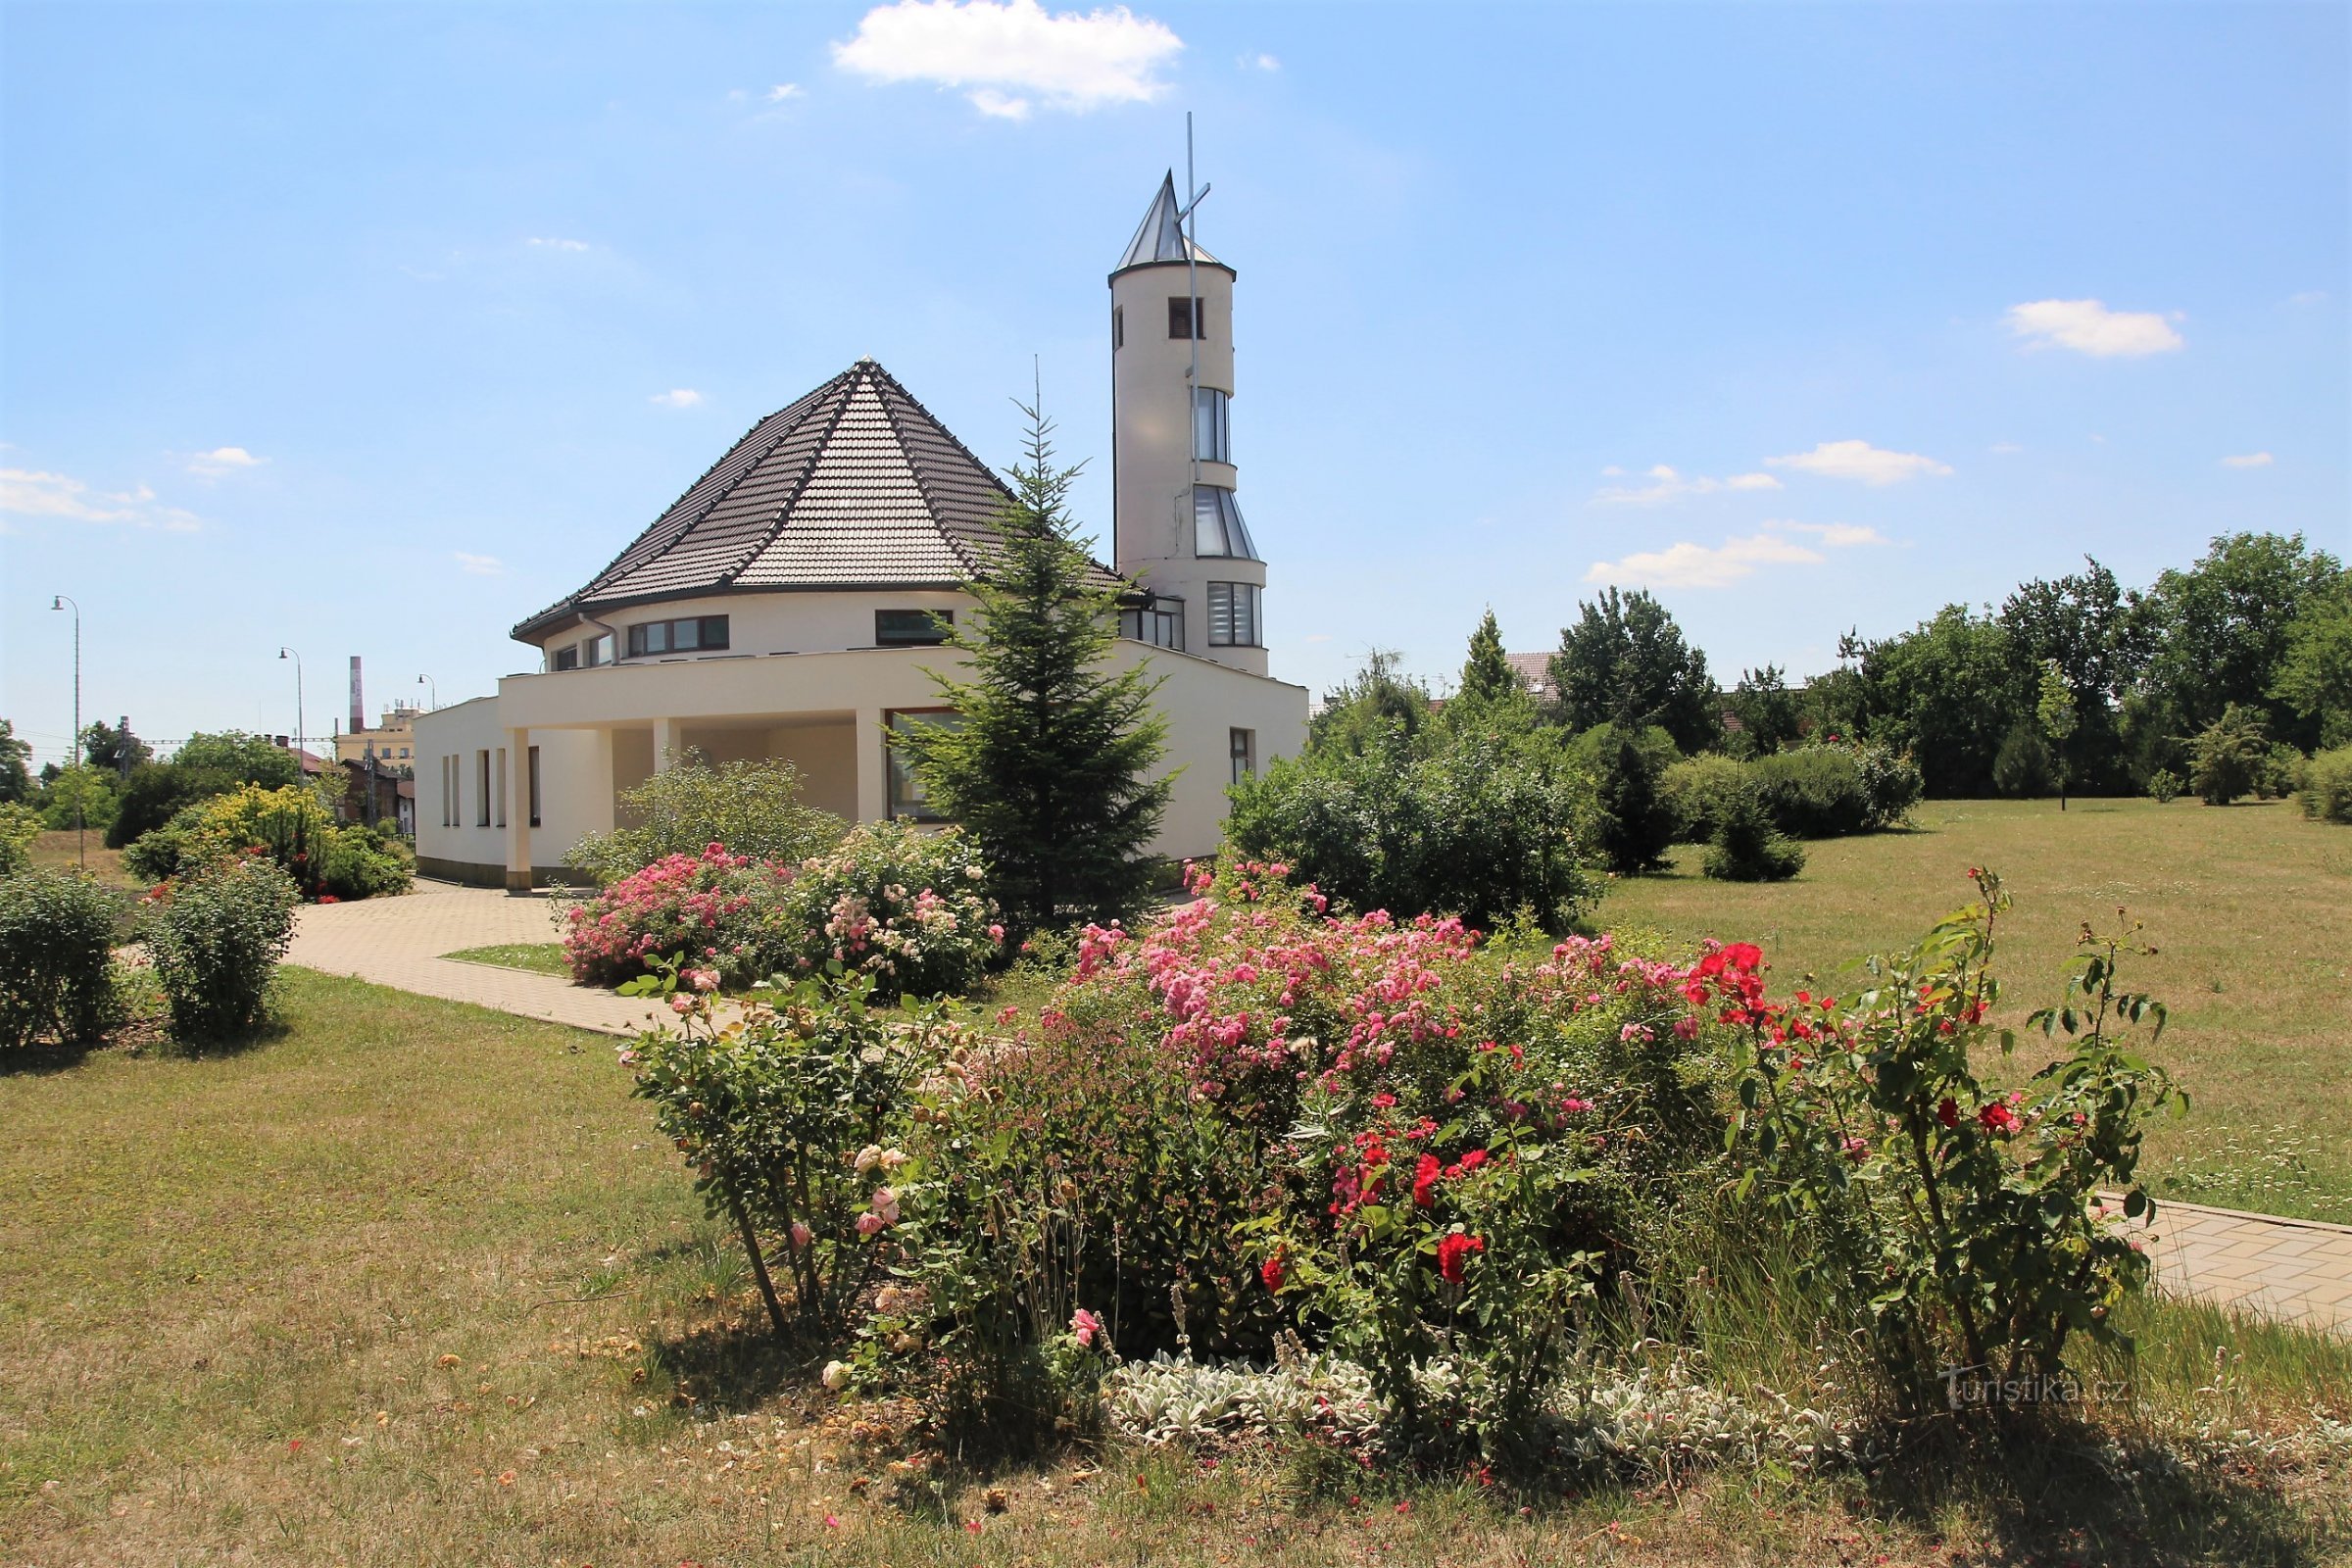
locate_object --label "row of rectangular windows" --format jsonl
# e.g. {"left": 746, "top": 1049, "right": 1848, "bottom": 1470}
{"left": 1111, "top": 297, "right": 1212, "bottom": 347}
{"left": 437, "top": 749, "right": 539, "bottom": 830}
{"left": 548, "top": 611, "right": 961, "bottom": 670}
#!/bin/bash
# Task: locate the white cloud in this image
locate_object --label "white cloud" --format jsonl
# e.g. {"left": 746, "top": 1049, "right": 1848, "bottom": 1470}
{"left": 1591, "top": 464, "right": 1782, "bottom": 506}
{"left": 1583, "top": 518, "right": 1886, "bottom": 590}
{"left": 186, "top": 445, "right": 265, "bottom": 477}
{"left": 833, "top": 0, "right": 1182, "bottom": 120}
{"left": 527, "top": 236, "right": 591, "bottom": 252}
{"left": 1241, "top": 51, "right": 1278, "bottom": 71}
{"left": 454, "top": 552, "right": 504, "bottom": 576}
{"left": 1585, "top": 533, "right": 1825, "bottom": 590}
{"left": 2005, "top": 298, "right": 2183, "bottom": 358}
{"left": 1766, "top": 439, "right": 1952, "bottom": 486}
{"left": 650, "top": 388, "right": 706, "bottom": 409}
{"left": 2222, "top": 451, "right": 2274, "bottom": 468}
{"left": 0, "top": 467, "right": 198, "bottom": 530}
{"left": 1776, "top": 520, "right": 1890, "bottom": 548}
{"left": 765, "top": 82, "right": 804, "bottom": 102}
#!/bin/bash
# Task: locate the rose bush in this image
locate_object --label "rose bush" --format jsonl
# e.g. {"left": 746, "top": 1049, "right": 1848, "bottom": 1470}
{"left": 770, "top": 821, "right": 1001, "bottom": 1003}
{"left": 561, "top": 844, "right": 799, "bottom": 988}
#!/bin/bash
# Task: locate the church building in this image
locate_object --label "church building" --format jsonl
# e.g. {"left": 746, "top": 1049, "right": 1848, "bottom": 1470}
{"left": 414, "top": 173, "right": 1308, "bottom": 889}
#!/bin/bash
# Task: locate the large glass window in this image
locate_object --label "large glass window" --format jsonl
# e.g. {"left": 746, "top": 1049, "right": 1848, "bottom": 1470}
{"left": 1193, "top": 387, "right": 1231, "bottom": 464}
{"left": 584, "top": 633, "right": 614, "bottom": 667}
{"left": 885, "top": 710, "right": 964, "bottom": 822}
{"left": 626, "top": 615, "right": 729, "bottom": 658}
{"left": 1207, "top": 582, "right": 1262, "bottom": 648}
{"left": 1118, "top": 595, "right": 1184, "bottom": 651}
{"left": 1193, "top": 486, "right": 1257, "bottom": 559}
{"left": 876, "top": 609, "right": 954, "bottom": 647}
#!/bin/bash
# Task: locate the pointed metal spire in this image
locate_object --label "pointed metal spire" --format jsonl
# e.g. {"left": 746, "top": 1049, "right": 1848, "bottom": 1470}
{"left": 1115, "top": 171, "right": 1217, "bottom": 271}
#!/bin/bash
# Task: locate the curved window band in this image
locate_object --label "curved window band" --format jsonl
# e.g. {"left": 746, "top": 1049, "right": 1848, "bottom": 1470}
{"left": 1193, "top": 485, "right": 1257, "bottom": 560}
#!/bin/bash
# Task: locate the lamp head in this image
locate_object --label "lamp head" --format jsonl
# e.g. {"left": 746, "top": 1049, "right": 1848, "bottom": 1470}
{"left": 51, "top": 596, "right": 63, "bottom": 611}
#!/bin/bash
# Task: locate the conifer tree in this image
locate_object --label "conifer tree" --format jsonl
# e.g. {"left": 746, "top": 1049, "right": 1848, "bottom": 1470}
{"left": 1457, "top": 609, "right": 1521, "bottom": 707}
{"left": 892, "top": 401, "right": 1171, "bottom": 937}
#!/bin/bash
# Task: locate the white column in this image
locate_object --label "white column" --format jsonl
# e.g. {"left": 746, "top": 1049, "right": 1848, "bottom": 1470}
{"left": 504, "top": 727, "right": 532, "bottom": 893}
{"left": 854, "top": 707, "right": 887, "bottom": 823}
{"left": 653, "top": 716, "right": 682, "bottom": 773}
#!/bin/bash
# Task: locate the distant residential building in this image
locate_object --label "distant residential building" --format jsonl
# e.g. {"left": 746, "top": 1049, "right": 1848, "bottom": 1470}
{"left": 1504, "top": 653, "right": 1556, "bottom": 706}
{"left": 337, "top": 704, "right": 422, "bottom": 767}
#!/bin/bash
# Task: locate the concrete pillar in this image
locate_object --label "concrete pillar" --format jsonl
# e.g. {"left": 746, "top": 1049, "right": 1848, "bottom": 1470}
{"left": 504, "top": 726, "right": 533, "bottom": 893}
{"left": 854, "top": 707, "right": 887, "bottom": 823}
{"left": 653, "top": 716, "right": 682, "bottom": 773}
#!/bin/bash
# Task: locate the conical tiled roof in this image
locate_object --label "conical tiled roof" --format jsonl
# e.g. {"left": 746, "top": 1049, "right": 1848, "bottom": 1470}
{"left": 1114, "top": 171, "right": 1220, "bottom": 273}
{"left": 514, "top": 360, "right": 1102, "bottom": 640}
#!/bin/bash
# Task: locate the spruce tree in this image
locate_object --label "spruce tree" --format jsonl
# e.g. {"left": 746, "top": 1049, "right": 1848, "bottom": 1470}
{"left": 1457, "top": 609, "right": 1520, "bottom": 706}
{"left": 892, "top": 401, "right": 1171, "bottom": 937}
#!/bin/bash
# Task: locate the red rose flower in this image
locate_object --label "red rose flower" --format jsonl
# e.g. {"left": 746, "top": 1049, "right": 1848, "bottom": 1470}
{"left": 1936, "top": 1098, "right": 1961, "bottom": 1129}
{"left": 1411, "top": 1152, "right": 1442, "bottom": 1207}
{"left": 1721, "top": 942, "right": 1764, "bottom": 973}
{"left": 1978, "top": 1102, "right": 2020, "bottom": 1135}
{"left": 1260, "top": 1252, "right": 1286, "bottom": 1292}
{"left": 1436, "top": 1233, "right": 1484, "bottom": 1284}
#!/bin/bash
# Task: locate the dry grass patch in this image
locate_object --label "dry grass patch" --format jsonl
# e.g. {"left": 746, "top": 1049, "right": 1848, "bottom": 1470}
{"left": 1597, "top": 798, "right": 2352, "bottom": 1221}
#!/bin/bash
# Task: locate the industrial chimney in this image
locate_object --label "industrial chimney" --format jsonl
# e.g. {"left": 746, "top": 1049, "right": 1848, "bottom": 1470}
{"left": 349, "top": 657, "right": 365, "bottom": 734}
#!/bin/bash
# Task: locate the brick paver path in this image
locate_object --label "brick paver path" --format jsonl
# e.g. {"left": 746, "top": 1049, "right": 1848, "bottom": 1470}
{"left": 289, "top": 879, "right": 660, "bottom": 1035}
{"left": 2125, "top": 1199, "right": 2352, "bottom": 1336}
{"left": 292, "top": 883, "right": 2351, "bottom": 1335}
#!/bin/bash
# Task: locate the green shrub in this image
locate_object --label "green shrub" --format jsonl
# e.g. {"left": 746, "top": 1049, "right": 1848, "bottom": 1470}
{"left": 1574, "top": 722, "right": 1677, "bottom": 875}
{"left": 2258, "top": 742, "right": 2307, "bottom": 802}
{"left": 145, "top": 856, "right": 299, "bottom": 1041}
{"left": 1992, "top": 719, "right": 2054, "bottom": 799}
{"left": 320, "top": 827, "right": 415, "bottom": 901}
{"left": 2188, "top": 704, "right": 2270, "bottom": 805}
{"left": 1227, "top": 725, "right": 1601, "bottom": 929}
{"left": 1659, "top": 754, "right": 1747, "bottom": 844}
{"left": 1751, "top": 744, "right": 1873, "bottom": 833}
{"left": 0, "top": 802, "right": 40, "bottom": 877}
{"left": 0, "top": 869, "right": 119, "bottom": 1049}
{"left": 1700, "top": 789, "right": 1805, "bottom": 882}
{"left": 623, "top": 960, "right": 958, "bottom": 1342}
{"left": 2300, "top": 745, "right": 2352, "bottom": 823}
{"left": 1712, "top": 873, "right": 2180, "bottom": 1410}
{"left": 2147, "top": 767, "right": 2183, "bottom": 805}
{"left": 565, "top": 751, "right": 843, "bottom": 886}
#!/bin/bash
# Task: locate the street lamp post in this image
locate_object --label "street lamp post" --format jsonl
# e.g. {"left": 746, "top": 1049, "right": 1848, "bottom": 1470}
{"left": 50, "top": 595, "right": 81, "bottom": 869}
{"left": 416, "top": 673, "right": 437, "bottom": 710}
{"left": 278, "top": 648, "right": 305, "bottom": 771}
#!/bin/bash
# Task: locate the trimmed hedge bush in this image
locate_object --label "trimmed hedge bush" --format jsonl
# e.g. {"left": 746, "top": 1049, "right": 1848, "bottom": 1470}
{"left": 1660, "top": 755, "right": 1748, "bottom": 844}
{"left": 0, "top": 869, "right": 119, "bottom": 1049}
{"left": 1701, "top": 789, "right": 1805, "bottom": 882}
{"left": 1665, "top": 742, "right": 1919, "bottom": 844}
{"left": 145, "top": 856, "right": 299, "bottom": 1041}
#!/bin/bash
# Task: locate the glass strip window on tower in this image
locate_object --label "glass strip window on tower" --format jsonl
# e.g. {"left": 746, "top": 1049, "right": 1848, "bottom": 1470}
{"left": 1193, "top": 485, "right": 1257, "bottom": 559}
{"left": 1207, "top": 582, "right": 1262, "bottom": 647}
{"left": 1193, "top": 387, "right": 1231, "bottom": 464}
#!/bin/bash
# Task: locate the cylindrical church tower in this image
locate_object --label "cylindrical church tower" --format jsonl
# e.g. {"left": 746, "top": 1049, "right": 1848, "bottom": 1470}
{"left": 1109, "top": 172, "right": 1266, "bottom": 677}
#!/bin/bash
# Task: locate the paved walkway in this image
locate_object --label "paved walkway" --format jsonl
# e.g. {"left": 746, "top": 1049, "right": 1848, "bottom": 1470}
{"left": 288, "top": 879, "right": 659, "bottom": 1035}
{"left": 2126, "top": 1199, "right": 2352, "bottom": 1336}
{"left": 290, "top": 883, "right": 2350, "bottom": 1336}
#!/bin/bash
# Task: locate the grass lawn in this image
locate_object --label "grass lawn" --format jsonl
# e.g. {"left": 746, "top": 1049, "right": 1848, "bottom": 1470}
{"left": 4, "top": 970, "right": 2348, "bottom": 1565}
{"left": 1596, "top": 798, "right": 2352, "bottom": 1223}
{"left": 442, "top": 940, "right": 572, "bottom": 978}
{"left": 27, "top": 827, "right": 139, "bottom": 888}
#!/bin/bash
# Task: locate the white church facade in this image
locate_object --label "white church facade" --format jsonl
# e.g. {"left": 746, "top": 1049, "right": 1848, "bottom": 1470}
{"left": 414, "top": 175, "right": 1308, "bottom": 889}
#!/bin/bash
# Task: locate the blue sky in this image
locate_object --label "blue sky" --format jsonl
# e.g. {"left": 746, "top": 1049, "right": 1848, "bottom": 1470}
{"left": 3, "top": 0, "right": 2344, "bottom": 767}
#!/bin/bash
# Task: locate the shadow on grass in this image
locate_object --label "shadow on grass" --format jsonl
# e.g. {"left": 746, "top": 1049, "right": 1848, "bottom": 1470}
{"left": 162, "top": 1016, "right": 293, "bottom": 1058}
{"left": 0, "top": 1039, "right": 103, "bottom": 1076}
{"left": 1851, "top": 1412, "right": 2344, "bottom": 1568}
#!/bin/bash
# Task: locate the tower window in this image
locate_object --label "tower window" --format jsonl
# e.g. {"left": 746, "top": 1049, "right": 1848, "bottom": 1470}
{"left": 1207, "top": 582, "right": 1262, "bottom": 648}
{"left": 1168, "top": 296, "right": 1206, "bottom": 340}
{"left": 1193, "top": 387, "right": 1231, "bottom": 464}
{"left": 1112, "top": 306, "right": 1123, "bottom": 349}
{"left": 1193, "top": 486, "right": 1257, "bottom": 559}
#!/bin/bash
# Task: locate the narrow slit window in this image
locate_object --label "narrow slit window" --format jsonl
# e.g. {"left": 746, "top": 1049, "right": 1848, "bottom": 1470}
{"left": 1230, "top": 727, "right": 1256, "bottom": 786}
{"left": 1193, "top": 387, "right": 1231, "bottom": 464}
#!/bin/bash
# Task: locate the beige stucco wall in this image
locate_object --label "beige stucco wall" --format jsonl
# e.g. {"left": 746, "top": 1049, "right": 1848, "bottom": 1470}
{"left": 413, "top": 637, "right": 1306, "bottom": 880}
